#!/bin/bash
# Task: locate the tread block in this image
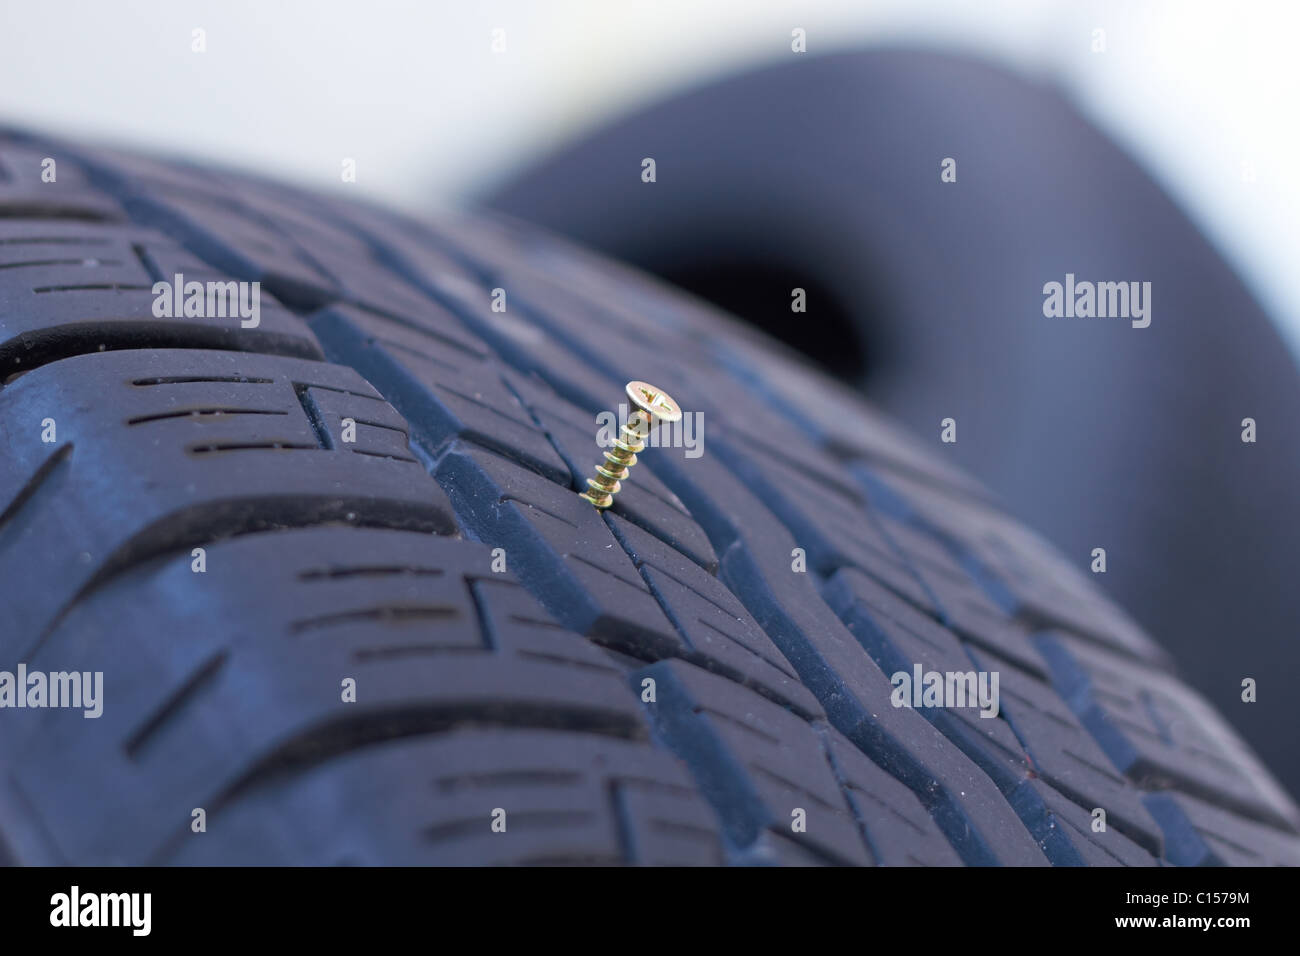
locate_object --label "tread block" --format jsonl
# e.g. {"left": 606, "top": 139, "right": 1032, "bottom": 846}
{"left": 713, "top": 430, "right": 945, "bottom": 615}
{"left": 963, "top": 644, "right": 1165, "bottom": 857}
{"left": 825, "top": 567, "right": 1033, "bottom": 788}
{"left": 215, "top": 181, "right": 463, "bottom": 321}
{"left": 0, "top": 221, "right": 322, "bottom": 372}
{"left": 1035, "top": 783, "right": 1158, "bottom": 867}
{"left": 435, "top": 443, "right": 679, "bottom": 654}
{"left": 1143, "top": 790, "right": 1300, "bottom": 867}
{"left": 634, "top": 660, "right": 874, "bottom": 865}
{"left": 1036, "top": 631, "right": 1300, "bottom": 834}
{"left": 609, "top": 514, "right": 820, "bottom": 717}
{"left": 430, "top": 237, "right": 777, "bottom": 439}
{"left": 63, "top": 145, "right": 337, "bottom": 310}
{"left": 819, "top": 728, "right": 964, "bottom": 866}
{"left": 716, "top": 325, "right": 994, "bottom": 501}
{"left": 311, "top": 304, "right": 570, "bottom": 482}
{"left": 855, "top": 471, "right": 1073, "bottom": 676}
{"left": 485, "top": 258, "right": 685, "bottom": 342}
{"left": 168, "top": 729, "right": 726, "bottom": 866}
{"left": 825, "top": 565, "right": 1157, "bottom": 864}
{"left": 642, "top": 448, "right": 1049, "bottom": 865}
{"left": 866, "top": 471, "right": 1168, "bottom": 666}
{"left": 420, "top": 269, "right": 626, "bottom": 413}
{"left": 0, "top": 139, "right": 125, "bottom": 222}
{"left": 3, "top": 529, "right": 657, "bottom": 864}
{"left": 128, "top": 189, "right": 342, "bottom": 310}
{"left": 267, "top": 185, "right": 486, "bottom": 300}
{"left": 298, "top": 383, "right": 418, "bottom": 461}
{"left": 69, "top": 141, "right": 486, "bottom": 322}
{"left": 0, "top": 349, "right": 453, "bottom": 646}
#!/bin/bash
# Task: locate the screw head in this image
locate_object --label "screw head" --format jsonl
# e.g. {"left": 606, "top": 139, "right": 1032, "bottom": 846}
{"left": 625, "top": 381, "right": 682, "bottom": 424}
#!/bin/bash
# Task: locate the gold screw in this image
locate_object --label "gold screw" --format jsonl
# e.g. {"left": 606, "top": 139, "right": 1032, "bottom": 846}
{"left": 580, "top": 380, "right": 682, "bottom": 509}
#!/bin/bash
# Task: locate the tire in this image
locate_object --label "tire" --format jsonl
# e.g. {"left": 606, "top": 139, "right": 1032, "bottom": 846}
{"left": 0, "top": 130, "right": 1295, "bottom": 867}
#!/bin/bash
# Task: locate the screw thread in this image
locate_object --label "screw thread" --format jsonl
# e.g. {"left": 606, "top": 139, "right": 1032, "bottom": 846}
{"left": 581, "top": 415, "right": 650, "bottom": 508}
{"left": 579, "top": 384, "right": 680, "bottom": 510}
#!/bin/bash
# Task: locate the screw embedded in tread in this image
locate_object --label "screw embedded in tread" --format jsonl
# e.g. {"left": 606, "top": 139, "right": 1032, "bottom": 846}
{"left": 580, "top": 380, "right": 682, "bottom": 509}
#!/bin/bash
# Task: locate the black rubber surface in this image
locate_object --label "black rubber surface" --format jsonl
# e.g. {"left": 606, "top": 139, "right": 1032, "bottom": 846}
{"left": 0, "top": 132, "right": 1296, "bottom": 866}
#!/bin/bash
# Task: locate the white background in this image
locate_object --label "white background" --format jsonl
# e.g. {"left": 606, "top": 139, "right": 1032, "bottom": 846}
{"left": 3, "top": 0, "right": 1297, "bottom": 356}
